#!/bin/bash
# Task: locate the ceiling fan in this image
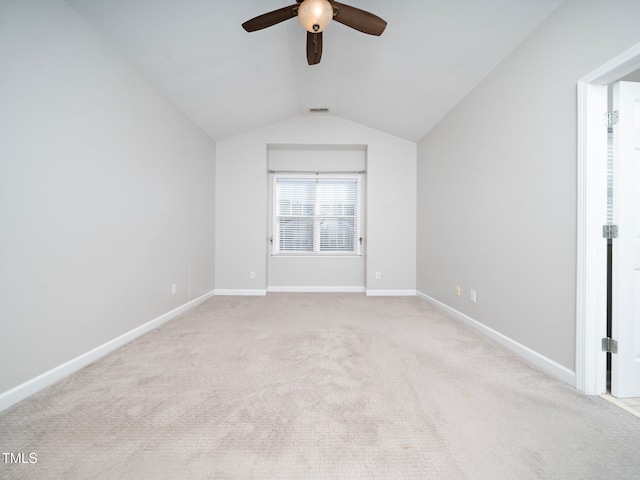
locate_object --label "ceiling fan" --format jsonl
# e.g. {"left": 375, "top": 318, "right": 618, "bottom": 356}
{"left": 242, "top": 0, "right": 387, "bottom": 65}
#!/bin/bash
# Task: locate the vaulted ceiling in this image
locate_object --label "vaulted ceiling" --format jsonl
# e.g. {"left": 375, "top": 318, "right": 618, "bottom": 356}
{"left": 65, "top": 0, "right": 565, "bottom": 142}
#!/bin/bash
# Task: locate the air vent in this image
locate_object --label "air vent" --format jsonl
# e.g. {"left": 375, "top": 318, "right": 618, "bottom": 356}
{"left": 309, "top": 108, "right": 330, "bottom": 113}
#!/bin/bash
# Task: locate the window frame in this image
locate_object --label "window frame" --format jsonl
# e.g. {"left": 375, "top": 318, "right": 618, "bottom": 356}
{"left": 271, "top": 173, "right": 362, "bottom": 257}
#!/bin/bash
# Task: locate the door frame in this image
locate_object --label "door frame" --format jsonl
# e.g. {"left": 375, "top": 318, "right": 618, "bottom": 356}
{"left": 576, "top": 42, "right": 640, "bottom": 395}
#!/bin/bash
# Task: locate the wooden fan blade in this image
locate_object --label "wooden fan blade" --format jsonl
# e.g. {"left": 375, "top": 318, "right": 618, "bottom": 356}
{"left": 306, "top": 31, "right": 323, "bottom": 65}
{"left": 331, "top": 2, "right": 387, "bottom": 36}
{"left": 242, "top": 4, "right": 298, "bottom": 32}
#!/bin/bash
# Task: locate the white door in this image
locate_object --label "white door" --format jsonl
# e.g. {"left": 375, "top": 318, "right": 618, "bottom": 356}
{"left": 611, "top": 81, "right": 640, "bottom": 398}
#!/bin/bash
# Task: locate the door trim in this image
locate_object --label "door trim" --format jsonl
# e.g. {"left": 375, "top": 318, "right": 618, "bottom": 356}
{"left": 576, "top": 42, "right": 640, "bottom": 395}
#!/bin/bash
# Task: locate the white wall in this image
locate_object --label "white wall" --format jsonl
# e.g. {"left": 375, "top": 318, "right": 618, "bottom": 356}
{"left": 216, "top": 115, "right": 416, "bottom": 294}
{"left": 0, "top": 0, "right": 216, "bottom": 395}
{"left": 417, "top": 0, "right": 640, "bottom": 374}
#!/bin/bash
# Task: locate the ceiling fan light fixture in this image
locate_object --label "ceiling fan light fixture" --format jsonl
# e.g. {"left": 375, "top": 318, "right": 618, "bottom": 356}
{"left": 297, "top": 0, "right": 333, "bottom": 33}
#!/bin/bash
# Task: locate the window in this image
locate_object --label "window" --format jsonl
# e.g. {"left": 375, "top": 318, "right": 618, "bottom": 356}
{"left": 273, "top": 174, "right": 362, "bottom": 255}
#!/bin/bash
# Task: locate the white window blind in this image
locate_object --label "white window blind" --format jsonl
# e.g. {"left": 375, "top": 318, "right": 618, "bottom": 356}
{"left": 274, "top": 175, "right": 361, "bottom": 255}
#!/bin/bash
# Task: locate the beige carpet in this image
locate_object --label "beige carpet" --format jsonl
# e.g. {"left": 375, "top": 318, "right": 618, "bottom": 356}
{"left": 1, "top": 293, "right": 640, "bottom": 479}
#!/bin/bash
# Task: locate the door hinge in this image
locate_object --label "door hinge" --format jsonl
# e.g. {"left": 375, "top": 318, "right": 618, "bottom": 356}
{"left": 602, "top": 224, "right": 618, "bottom": 239}
{"left": 602, "top": 337, "right": 618, "bottom": 354}
{"left": 606, "top": 111, "right": 619, "bottom": 127}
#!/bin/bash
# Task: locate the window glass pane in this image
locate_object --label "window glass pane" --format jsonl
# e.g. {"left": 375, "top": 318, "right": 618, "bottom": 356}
{"left": 319, "top": 218, "right": 356, "bottom": 251}
{"left": 278, "top": 218, "right": 313, "bottom": 251}
{"left": 276, "top": 180, "right": 315, "bottom": 216}
{"left": 317, "top": 180, "right": 357, "bottom": 217}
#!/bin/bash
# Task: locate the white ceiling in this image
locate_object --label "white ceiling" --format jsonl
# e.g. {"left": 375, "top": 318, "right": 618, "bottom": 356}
{"left": 65, "top": 0, "right": 565, "bottom": 142}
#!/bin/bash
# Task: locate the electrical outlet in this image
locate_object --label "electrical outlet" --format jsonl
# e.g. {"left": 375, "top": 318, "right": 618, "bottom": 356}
{"left": 375, "top": 272, "right": 381, "bottom": 280}
{"left": 470, "top": 290, "right": 477, "bottom": 303}
{"left": 456, "top": 286, "right": 461, "bottom": 296}
{"left": 171, "top": 284, "right": 177, "bottom": 295}
{"left": 249, "top": 271, "right": 255, "bottom": 279}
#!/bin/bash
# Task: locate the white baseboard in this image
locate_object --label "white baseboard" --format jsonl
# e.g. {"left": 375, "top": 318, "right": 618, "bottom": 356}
{"left": 366, "top": 289, "right": 417, "bottom": 297}
{"left": 214, "top": 289, "right": 267, "bottom": 296}
{"left": 267, "top": 286, "right": 365, "bottom": 293}
{"left": 416, "top": 291, "right": 576, "bottom": 387}
{"left": 0, "top": 290, "right": 215, "bottom": 413}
